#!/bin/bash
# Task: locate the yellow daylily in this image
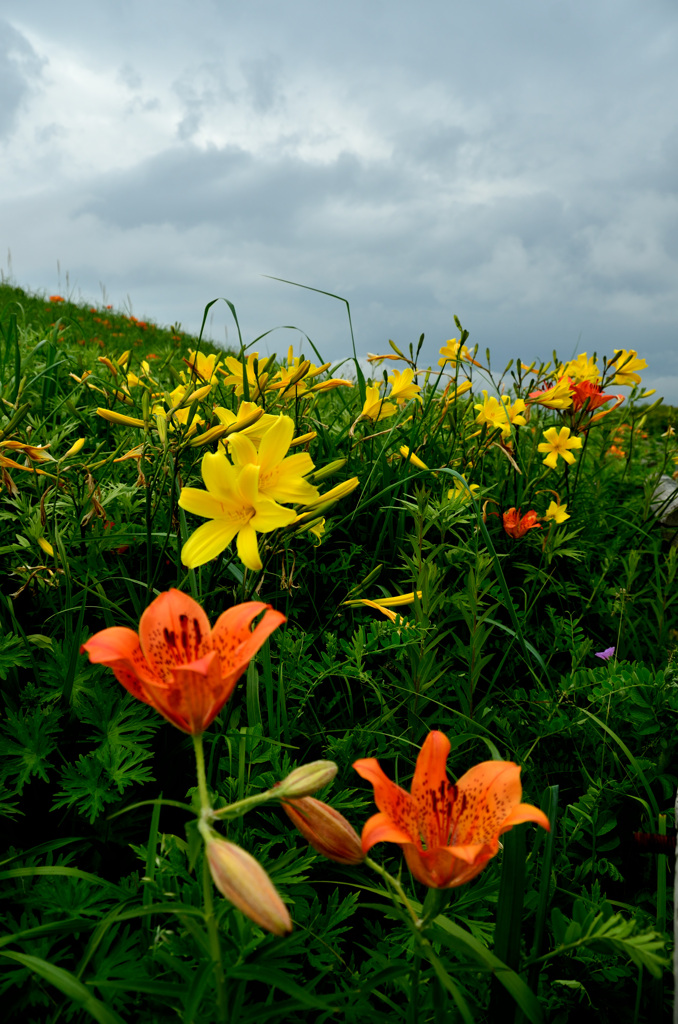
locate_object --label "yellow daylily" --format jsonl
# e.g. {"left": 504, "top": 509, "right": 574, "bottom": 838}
{"left": 347, "top": 598, "right": 415, "bottom": 630}
{"left": 184, "top": 349, "right": 222, "bottom": 382}
{"left": 214, "top": 402, "right": 277, "bottom": 447}
{"left": 360, "top": 385, "right": 398, "bottom": 422}
{"left": 537, "top": 427, "right": 583, "bottom": 469}
{"left": 307, "top": 517, "right": 325, "bottom": 541}
{"left": 558, "top": 353, "right": 600, "bottom": 384}
{"left": 399, "top": 446, "right": 428, "bottom": 470}
{"left": 343, "top": 590, "right": 422, "bottom": 609}
{"left": 268, "top": 347, "right": 331, "bottom": 398}
{"left": 438, "top": 339, "right": 472, "bottom": 367}
{"left": 387, "top": 368, "right": 422, "bottom": 406}
{"left": 474, "top": 392, "right": 527, "bottom": 437}
{"left": 219, "top": 352, "right": 273, "bottom": 398}
{"left": 63, "top": 438, "right": 85, "bottom": 458}
{"left": 227, "top": 415, "right": 320, "bottom": 505}
{"left": 447, "top": 478, "right": 480, "bottom": 502}
{"left": 294, "top": 477, "right": 360, "bottom": 517}
{"left": 0, "top": 441, "right": 54, "bottom": 462}
{"left": 96, "top": 409, "right": 147, "bottom": 428}
{"left": 612, "top": 349, "right": 647, "bottom": 387}
{"left": 153, "top": 384, "right": 209, "bottom": 433}
{"left": 38, "top": 537, "right": 55, "bottom": 557}
{"left": 527, "top": 378, "right": 574, "bottom": 409}
{"left": 179, "top": 458, "right": 297, "bottom": 570}
{"left": 544, "top": 500, "right": 570, "bottom": 523}
{"left": 306, "top": 378, "right": 354, "bottom": 393}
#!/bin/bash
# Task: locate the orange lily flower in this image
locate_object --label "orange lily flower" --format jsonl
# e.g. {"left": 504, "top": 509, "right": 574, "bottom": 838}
{"left": 80, "top": 589, "right": 285, "bottom": 735}
{"left": 570, "top": 379, "right": 620, "bottom": 413}
{"left": 353, "top": 731, "right": 550, "bottom": 888}
{"left": 502, "top": 507, "right": 541, "bottom": 538}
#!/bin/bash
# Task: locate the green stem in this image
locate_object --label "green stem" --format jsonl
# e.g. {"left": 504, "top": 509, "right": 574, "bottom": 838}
{"left": 192, "top": 733, "right": 227, "bottom": 1023}
{"left": 364, "top": 855, "right": 422, "bottom": 929}
{"left": 193, "top": 732, "right": 210, "bottom": 813}
{"left": 202, "top": 851, "right": 227, "bottom": 1023}
{"left": 212, "top": 791, "right": 275, "bottom": 819}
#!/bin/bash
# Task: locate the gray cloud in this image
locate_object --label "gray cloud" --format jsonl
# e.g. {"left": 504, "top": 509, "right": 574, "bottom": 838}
{"left": 1, "top": 0, "right": 677, "bottom": 398}
{"left": 0, "top": 20, "right": 44, "bottom": 138}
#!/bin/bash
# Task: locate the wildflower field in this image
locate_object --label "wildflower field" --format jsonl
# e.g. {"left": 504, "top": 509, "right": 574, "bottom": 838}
{"left": 1, "top": 280, "right": 678, "bottom": 1023}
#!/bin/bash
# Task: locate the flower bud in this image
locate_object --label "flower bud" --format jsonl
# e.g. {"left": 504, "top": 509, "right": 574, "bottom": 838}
{"left": 309, "top": 458, "right": 347, "bottom": 482}
{"left": 283, "top": 797, "right": 365, "bottom": 865}
{"left": 97, "top": 408, "right": 146, "bottom": 428}
{"left": 206, "top": 838, "right": 292, "bottom": 936}
{"left": 275, "top": 761, "right": 338, "bottom": 800}
{"left": 63, "top": 438, "right": 86, "bottom": 458}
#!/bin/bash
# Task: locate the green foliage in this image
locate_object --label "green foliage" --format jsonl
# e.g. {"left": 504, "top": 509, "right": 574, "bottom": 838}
{"left": 549, "top": 899, "right": 668, "bottom": 978}
{"left": 0, "top": 281, "right": 676, "bottom": 1021}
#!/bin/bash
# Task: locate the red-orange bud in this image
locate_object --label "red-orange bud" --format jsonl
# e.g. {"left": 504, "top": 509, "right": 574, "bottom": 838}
{"left": 283, "top": 796, "right": 365, "bottom": 865}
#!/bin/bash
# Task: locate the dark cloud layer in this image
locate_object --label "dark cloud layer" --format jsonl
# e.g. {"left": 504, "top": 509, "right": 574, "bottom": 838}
{"left": 1, "top": 0, "right": 677, "bottom": 398}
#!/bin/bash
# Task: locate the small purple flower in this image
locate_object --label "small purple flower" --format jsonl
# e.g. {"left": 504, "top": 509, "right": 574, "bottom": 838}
{"left": 595, "top": 647, "right": 615, "bottom": 661}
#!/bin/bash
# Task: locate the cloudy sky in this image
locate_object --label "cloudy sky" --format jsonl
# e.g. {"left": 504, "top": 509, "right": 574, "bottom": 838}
{"left": 1, "top": 0, "right": 677, "bottom": 400}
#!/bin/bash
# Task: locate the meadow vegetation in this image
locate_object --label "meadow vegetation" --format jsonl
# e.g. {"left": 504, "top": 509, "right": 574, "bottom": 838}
{"left": 0, "top": 280, "right": 677, "bottom": 1023}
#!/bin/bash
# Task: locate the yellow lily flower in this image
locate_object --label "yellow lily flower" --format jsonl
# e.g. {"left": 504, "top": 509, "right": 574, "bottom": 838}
{"left": 474, "top": 392, "right": 527, "bottom": 437}
{"left": 184, "top": 349, "right": 222, "bottom": 382}
{"left": 387, "top": 368, "right": 422, "bottom": 405}
{"left": 612, "top": 349, "right": 647, "bottom": 387}
{"left": 96, "top": 409, "right": 147, "bottom": 428}
{"left": 447, "top": 478, "right": 480, "bottom": 502}
{"left": 307, "top": 378, "right": 354, "bottom": 393}
{"left": 219, "top": 353, "right": 273, "bottom": 398}
{"left": 294, "top": 477, "right": 360, "bottom": 517}
{"left": 227, "top": 416, "right": 320, "bottom": 505}
{"left": 343, "top": 591, "right": 422, "bottom": 608}
{"left": 438, "top": 339, "right": 472, "bottom": 366}
{"left": 214, "top": 402, "right": 277, "bottom": 447}
{"left": 179, "top": 458, "right": 297, "bottom": 570}
{"left": 544, "top": 500, "right": 570, "bottom": 523}
{"left": 558, "top": 353, "right": 600, "bottom": 384}
{"left": 399, "top": 446, "right": 428, "bottom": 470}
{"left": 38, "top": 537, "right": 55, "bottom": 557}
{"left": 0, "top": 441, "right": 54, "bottom": 462}
{"left": 360, "top": 385, "right": 398, "bottom": 422}
{"left": 63, "top": 438, "right": 85, "bottom": 458}
{"left": 537, "top": 426, "right": 583, "bottom": 469}
{"left": 527, "top": 378, "right": 574, "bottom": 409}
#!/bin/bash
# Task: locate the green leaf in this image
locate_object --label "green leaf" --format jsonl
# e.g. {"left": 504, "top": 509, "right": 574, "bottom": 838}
{"left": 0, "top": 705, "right": 62, "bottom": 793}
{"left": 429, "top": 921, "right": 544, "bottom": 1024}
{"left": 0, "top": 950, "right": 125, "bottom": 1024}
{"left": 229, "top": 965, "right": 337, "bottom": 1011}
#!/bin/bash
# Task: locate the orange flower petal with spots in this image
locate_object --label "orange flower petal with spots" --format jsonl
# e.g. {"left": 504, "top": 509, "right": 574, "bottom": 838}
{"left": 81, "top": 589, "right": 285, "bottom": 735}
{"left": 354, "top": 731, "right": 550, "bottom": 889}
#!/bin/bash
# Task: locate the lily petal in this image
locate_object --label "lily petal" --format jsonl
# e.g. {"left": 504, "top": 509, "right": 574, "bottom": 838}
{"left": 179, "top": 486, "right": 242, "bottom": 520}
{"left": 361, "top": 811, "right": 416, "bottom": 853}
{"left": 453, "top": 761, "right": 524, "bottom": 845}
{"left": 201, "top": 450, "right": 243, "bottom": 499}
{"left": 236, "top": 522, "right": 263, "bottom": 571}
{"left": 181, "top": 519, "right": 240, "bottom": 568}
{"left": 259, "top": 415, "right": 294, "bottom": 468}
{"left": 353, "top": 757, "right": 418, "bottom": 841}
{"left": 80, "top": 626, "right": 160, "bottom": 702}
{"left": 410, "top": 730, "right": 452, "bottom": 850}
{"left": 500, "top": 802, "right": 551, "bottom": 832}
{"left": 143, "top": 651, "right": 222, "bottom": 734}
{"left": 139, "top": 588, "right": 212, "bottom": 681}
{"left": 228, "top": 431, "right": 258, "bottom": 466}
